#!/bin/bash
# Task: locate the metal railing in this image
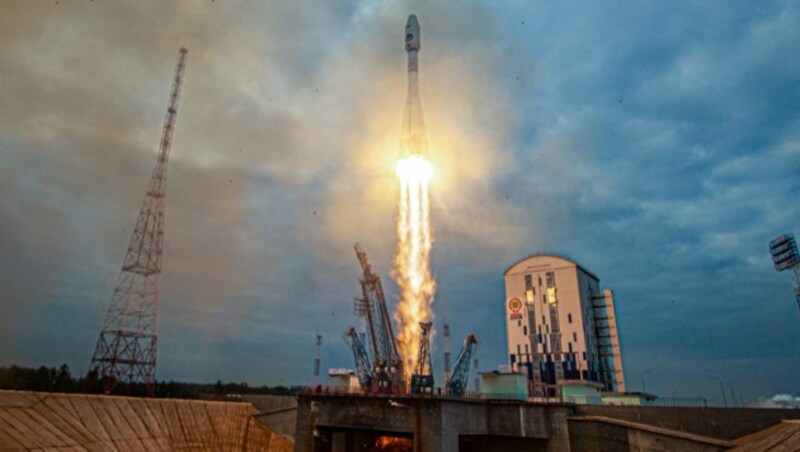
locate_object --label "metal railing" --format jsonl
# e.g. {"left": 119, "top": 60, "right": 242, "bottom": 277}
{"left": 301, "top": 386, "right": 536, "bottom": 403}
{"left": 562, "top": 394, "right": 603, "bottom": 405}
{"left": 600, "top": 397, "right": 707, "bottom": 407}
{"left": 643, "top": 397, "right": 708, "bottom": 407}
{"left": 300, "top": 386, "right": 708, "bottom": 408}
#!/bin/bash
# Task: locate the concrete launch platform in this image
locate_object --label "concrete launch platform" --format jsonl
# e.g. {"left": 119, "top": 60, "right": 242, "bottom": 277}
{"left": 295, "top": 393, "right": 800, "bottom": 451}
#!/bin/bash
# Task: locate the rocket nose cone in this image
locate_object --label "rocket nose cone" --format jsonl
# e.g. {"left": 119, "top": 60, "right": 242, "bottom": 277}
{"left": 405, "top": 14, "right": 421, "bottom": 51}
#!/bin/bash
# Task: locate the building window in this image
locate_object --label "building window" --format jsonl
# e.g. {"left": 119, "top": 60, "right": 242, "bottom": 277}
{"left": 517, "top": 320, "right": 521, "bottom": 327}
{"left": 542, "top": 315, "right": 546, "bottom": 324}
{"left": 573, "top": 332, "right": 578, "bottom": 342}
{"left": 582, "top": 351, "right": 586, "bottom": 360}
{"left": 525, "top": 274, "right": 532, "bottom": 288}
{"left": 523, "top": 326, "right": 527, "bottom": 335}
{"left": 517, "top": 344, "right": 521, "bottom": 355}
{"left": 525, "top": 344, "right": 529, "bottom": 354}
{"left": 568, "top": 313, "right": 572, "bottom": 323}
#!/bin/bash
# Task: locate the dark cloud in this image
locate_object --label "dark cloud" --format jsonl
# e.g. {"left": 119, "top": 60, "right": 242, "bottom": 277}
{"left": 0, "top": 0, "right": 798, "bottom": 403}
{"left": 498, "top": 1, "right": 800, "bottom": 403}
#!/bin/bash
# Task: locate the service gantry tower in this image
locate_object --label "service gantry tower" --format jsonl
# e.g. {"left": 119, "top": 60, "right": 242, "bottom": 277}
{"left": 353, "top": 243, "right": 405, "bottom": 389}
{"left": 410, "top": 321, "right": 434, "bottom": 394}
{"left": 87, "top": 48, "right": 188, "bottom": 396}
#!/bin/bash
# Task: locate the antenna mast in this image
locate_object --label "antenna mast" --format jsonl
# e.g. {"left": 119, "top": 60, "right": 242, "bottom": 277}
{"left": 87, "top": 48, "right": 188, "bottom": 396}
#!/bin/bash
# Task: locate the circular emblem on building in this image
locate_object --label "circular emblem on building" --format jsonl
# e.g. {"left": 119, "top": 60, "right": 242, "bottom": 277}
{"left": 508, "top": 298, "right": 522, "bottom": 313}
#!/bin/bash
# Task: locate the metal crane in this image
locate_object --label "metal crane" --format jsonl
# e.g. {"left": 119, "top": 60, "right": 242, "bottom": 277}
{"left": 447, "top": 334, "right": 478, "bottom": 397}
{"left": 342, "top": 326, "right": 372, "bottom": 389}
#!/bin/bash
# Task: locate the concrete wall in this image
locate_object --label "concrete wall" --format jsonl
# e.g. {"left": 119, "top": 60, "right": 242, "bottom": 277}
{"left": 459, "top": 435, "right": 551, "bottom": 452}
{"left": 296, "top": 394, "right": 800, "bottom": 451}
{"left": 242, "top": 394, "right": 297, "bottom": 443}
{"left": 568, "top": 418, "right": 728, "bottom": 452}
{"left": 576, "top": 405, "right": 800, "bottom": 440}
{"left": 295, "top": 396, "right": 437, "bottom": 452}
{"left": 296, "top": 395, "right": 573, "bottom": 452}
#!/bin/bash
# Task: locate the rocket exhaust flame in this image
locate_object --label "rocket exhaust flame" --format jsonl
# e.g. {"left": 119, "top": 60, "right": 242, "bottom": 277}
{"left": 393, "top": 14, "right": 436, "bottom": 380}
{"left": 394, "top": 156, "right": 434, "bottom": 377}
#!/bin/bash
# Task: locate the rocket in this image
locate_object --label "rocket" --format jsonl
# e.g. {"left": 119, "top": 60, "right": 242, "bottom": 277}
{"left": 401, "top": 14, "right": 428, "bottom": 158}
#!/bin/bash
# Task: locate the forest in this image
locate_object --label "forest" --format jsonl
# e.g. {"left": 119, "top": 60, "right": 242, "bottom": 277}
{"left": 0, "top": 365, "right": 302, "bottom": 399}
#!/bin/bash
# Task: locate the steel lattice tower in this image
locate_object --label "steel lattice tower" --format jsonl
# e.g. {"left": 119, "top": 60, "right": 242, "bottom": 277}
{"left": 314, "top": 330, "right": 322, "bottom": 387}
{"left": 414, "top": 321, "right": 433, "bottom": 378}
{"left": 410, "top": 321, "right": 433, "bottom": 394}
{"left": 443, "top": 321, "right": 451, "bottom": 382}
{"left": 87, "top": 48, "right": 188, "bottom": 396}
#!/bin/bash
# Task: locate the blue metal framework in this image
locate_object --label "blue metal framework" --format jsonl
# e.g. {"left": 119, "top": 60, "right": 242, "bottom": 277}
{"left": 447, "top": 334, "right": 478, "bottom": 396}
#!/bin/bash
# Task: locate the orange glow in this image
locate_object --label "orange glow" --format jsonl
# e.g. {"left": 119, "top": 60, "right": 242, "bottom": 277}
{"left": 375, "top": 436, "right": 413, "bottom": 451}
{"left": 393, "top": 155, "right": 435, "bottom": 380}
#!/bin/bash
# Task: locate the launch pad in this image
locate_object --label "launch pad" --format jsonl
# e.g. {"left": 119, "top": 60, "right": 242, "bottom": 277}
{"left": 296, "top": 392, "right": 569, "bottom": 451}
{"left": 295, "top": 393, "right": 800, "bottom": 452}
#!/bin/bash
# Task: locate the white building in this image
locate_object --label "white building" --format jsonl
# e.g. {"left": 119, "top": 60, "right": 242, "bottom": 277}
{"left": 504, "top": 254, "right": 625, "bottom": 398}
{"left": 327, "top": 369, "right": 359, "bottom": 392}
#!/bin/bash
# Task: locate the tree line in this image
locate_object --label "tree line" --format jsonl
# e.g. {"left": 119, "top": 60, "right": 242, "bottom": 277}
{"left": 0, "top": 364, "right": 303, "bottom": 399}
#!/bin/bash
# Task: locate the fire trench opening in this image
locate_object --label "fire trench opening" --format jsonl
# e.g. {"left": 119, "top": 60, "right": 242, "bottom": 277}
{"left": 313, "top": 427, "right": 413, "bottom": 452}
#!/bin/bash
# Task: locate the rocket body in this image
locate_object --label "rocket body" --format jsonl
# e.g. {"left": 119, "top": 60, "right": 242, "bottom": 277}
{"left": 394, "top": 14, "right": 435, "bottom": 383}
{"left": 401, "top": 14, "right": 428, "bottom": 158}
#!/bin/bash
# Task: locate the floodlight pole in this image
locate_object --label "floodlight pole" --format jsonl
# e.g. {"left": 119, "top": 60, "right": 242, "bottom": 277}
{"left": 769, "top": 233, "right": 800, "bottom": 312}
{"left": 792, "top": 266, "right": 800, "bottom": 311}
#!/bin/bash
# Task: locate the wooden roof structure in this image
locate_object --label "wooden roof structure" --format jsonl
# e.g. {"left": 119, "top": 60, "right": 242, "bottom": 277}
{"left": 731, "top": 419, "right": 800, "bottom": 451}
{"left": 0, "top": 390, "right": 292, "bottom": 451}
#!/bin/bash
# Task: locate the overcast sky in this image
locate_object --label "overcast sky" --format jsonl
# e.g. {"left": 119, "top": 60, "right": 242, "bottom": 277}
{"left": 1, "top": 1, "right": 798, "bottom": 404}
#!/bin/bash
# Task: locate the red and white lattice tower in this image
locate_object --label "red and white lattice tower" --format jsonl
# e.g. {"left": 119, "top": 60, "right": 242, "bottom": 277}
{"left": 314, "top": 330, "right": 322, "bottom": 386}
{"left": 443, "top": 321, "right": 451, "bottom": 382}
{"left": 473, "top": 358, "right": 480, "bottom": 392}
{"left": 87, "top": 48, "right": 188, "bottom": 396}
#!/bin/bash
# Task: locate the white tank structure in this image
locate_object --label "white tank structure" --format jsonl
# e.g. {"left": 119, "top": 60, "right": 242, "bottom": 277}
{"left": 401, "top": 14, "right": 428, "bottom": 158}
